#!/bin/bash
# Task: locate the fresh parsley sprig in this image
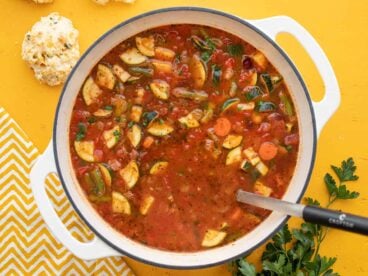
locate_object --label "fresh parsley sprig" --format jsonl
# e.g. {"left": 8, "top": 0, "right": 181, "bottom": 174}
{"left": 232, "top": 158, "right": 360, "bottom": 276}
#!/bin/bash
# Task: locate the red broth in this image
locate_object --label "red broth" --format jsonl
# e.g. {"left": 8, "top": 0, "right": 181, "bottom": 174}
{"left": 69, "top": 24, "right": 299, "bottom": 252}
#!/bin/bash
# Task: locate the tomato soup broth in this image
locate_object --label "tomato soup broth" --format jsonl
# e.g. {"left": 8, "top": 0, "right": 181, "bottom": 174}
{"left": 69, "top": 24, "right": 299, "bottom": 252}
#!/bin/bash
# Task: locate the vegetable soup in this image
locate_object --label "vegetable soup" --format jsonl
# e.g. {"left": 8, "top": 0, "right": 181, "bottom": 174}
{"left": 69, "top": 24, "right": 299, "bottom": 252}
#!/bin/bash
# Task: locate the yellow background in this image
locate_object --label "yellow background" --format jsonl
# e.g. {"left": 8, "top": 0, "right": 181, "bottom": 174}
{"left": 1, "top": 0, "right": 367, "bottom": 275}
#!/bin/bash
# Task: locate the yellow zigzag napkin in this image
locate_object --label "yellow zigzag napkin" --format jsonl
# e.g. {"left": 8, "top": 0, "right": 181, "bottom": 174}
{"left": 0, "top": 107, "right": 134, "bottom": 275}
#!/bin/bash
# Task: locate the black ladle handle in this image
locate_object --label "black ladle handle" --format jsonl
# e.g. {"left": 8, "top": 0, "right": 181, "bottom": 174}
{"left": 303, "top": 205, "right": 368, "bottom": 235}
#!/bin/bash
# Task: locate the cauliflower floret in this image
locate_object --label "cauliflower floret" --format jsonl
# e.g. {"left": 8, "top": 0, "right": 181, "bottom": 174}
{"left": 21, "top": 13, "right": 80, "bottom": 86}
{"left": 32, "top": 0, "right": 54, "bottom": 3}
{"left": 92, "top": 0, "right": 135, "bottom": 5}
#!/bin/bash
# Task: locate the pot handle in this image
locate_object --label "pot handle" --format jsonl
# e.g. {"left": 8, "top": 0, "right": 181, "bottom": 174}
{"left": 250, "top": 16, "right": 340, "bottom": 136}
{"left": 30, "top": 141, "right": 121, "bottom": 260}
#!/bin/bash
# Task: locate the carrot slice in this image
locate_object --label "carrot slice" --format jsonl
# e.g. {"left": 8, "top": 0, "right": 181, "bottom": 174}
{"left": 143, "top": 136, "right": 154, "bottom": 148}
{"left": 258, "top": 141, "right": 278, "bottom": 160}
{"left": 214, "top": 117, "right": 231, "bottom": 137}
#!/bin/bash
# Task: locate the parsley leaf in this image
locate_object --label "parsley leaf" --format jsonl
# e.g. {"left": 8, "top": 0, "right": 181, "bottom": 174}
{"left": 236, "top": 259, "right": 256, "bottom": 276}
{"left": 76, "top": 122, "right": 87, "bottom": 141}
{"left": 227, "top": 44, "right": 244, "bottom": 56}
{"left": 305, "top": 197, "right": 321, "bottom": 206}
{"left": 113, "top": 129, "right": 121, "bottom": 142}
{"left": 331, "top": 157, "right": 359, "bottom": 182}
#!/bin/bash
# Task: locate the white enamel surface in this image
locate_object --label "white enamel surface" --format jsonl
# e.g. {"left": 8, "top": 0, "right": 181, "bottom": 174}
{"left": 49, "top": 8, "right": 338, "bottom": 268}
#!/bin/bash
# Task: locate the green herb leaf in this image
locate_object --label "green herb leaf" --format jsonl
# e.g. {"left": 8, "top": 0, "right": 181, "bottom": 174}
{"left": 336, "top": 185, "right": 360, "bottom": 199}
{"left": 103, "top": 105, "right": 113, "bottom": 111}
{"left": 227, "top": 44, "right": 243, "bottom": 56}
{"left": 331, "top": 158, "right": 359, "bottom": 182}
{"left": 200, "top": 51, "right": 212, "bottom": 63}
{"left": 113, "top": 129, "right": 121, "bottom": 142}
{"left": 263, "top": 255, "right": 288, "bottom": 274}
{"left": 305, "top": 197, "right": 321, "bottom": 206}
{"left": 76, "top": 122, "right": 87, "bottom": 141}
{"left": 324, "top": 173, "right": 338, "bottom": 196}
{"left": 236, "top": 259, "right": 256, "bottom": 276}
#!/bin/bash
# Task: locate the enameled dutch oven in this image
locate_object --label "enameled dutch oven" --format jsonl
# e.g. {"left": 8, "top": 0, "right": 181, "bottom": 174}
{"left": 30, "top": 7, "right": 340, "bottom": 269}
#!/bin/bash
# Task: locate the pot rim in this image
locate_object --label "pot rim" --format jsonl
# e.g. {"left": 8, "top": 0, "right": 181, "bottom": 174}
{"left": 53, "top": 6, "right": 317, "bottom": 269}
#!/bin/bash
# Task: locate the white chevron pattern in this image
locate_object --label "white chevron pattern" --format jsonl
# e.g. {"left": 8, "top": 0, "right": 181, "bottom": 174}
{"left": 0, "top": 107, "right": 134, "bottom": 275}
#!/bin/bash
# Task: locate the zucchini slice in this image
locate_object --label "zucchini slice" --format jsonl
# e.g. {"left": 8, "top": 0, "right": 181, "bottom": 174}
{"left": 74, "top": 141, "right": 95, "bottom": 162}
{"left": 147, "top": 121, "right": 174, "bottom": 136}
{"left": 200, "top": 104, "right": 214, "bottom": 124}
{"left": 201, "top": 229, "right": 227, "bottom": 247}
{"left": 130, "top": 105, "right": 143, "bottom": 122}
{"left": 142, "top": 111, "right": 159, "bottom": 127}
{"left": 221, "top": 98, "right": 240, "bottom": 112}
{"left": 255, "top": 161, "right": 269, "bottom": 176}
{"left": 260, "top": 73, "right": 273, "bottom": 93}
{"left": 151, "top": 59, "right": 173, "bottom": 74}
{"left": 120, "top": 47, "right": 147, "bottom": 65}
{"left": 243, "top": 147, "right": 261, "bottom": 166}
{"left": 112, "top": 64, "right": 131, "bottom": 83}
{"left": 254, "top": 181, "right": 272, "bottom": 197}
{"left": 150, "top": 161, "right": 169, "bottom": 175}
{"left": 90, "top": 168, "right": 106, "bottom": 196}
{"left": 96, "top": 64, "right": 116, "bottom": 90}
{"left": 112, "top": 191, "right": 131, "bottom": 214}
{"left": 127, "top": 124, "right": 142, "bottom": 148}
{"left": 240, "top": 159, "right": 252, "bottom": 172}
{"left": 135, "top": 36, "right": 155, "bottom": 57}
{"left": 225, "top": 146, "right": 242, "bottom": 165}
{"left": 103, "top": 125, "right": 120, "bottom": 149}
{"left": 256, "top": 101, "right": 276, "bottom": 113}
{"left": 97, "top": 164, "right": 112, "bottom": 187}
{"left": 189, "top": 54, "right": 207, "bottom": 89}
{"left": 119, "top": 160, "right": 139, "bottom": 189}
{"left": 252, "top": 51, "right": 268, "bottom": 70}
{"left": 179, "top": 113, "right": 200, "bottom": 128}
{"left": 149, "top": 79, "right": 170, "bottom": 100}
{"left": 244, "top": 86, "right": 263, "bottom": 101}
{"left": 222, "top": 135, "right": 243, "bottom": 149}
{"left": 140, "top": 195, "right": 155, "bottom": 215}
{"left": 237, "top": 102, "right": 255, "bottom": 111}
{"left": 154, "top": 47, "right": 176, "bottom": 61}
{"left": 82, "top": 76, "right": 102, "bottom": 106}
{"left": 172, "top": 87, "right": 208, "bottom": 102}
{"left": 129, "top": 67, "right": 154, "bottom": 77}
{"left": 93, "top": 109, "right": 112, "bottom": 118}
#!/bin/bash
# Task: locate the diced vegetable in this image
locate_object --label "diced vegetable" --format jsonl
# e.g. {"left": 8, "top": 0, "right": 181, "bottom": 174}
{"left": 140, "top": 195, "right": 155, "bottom": 215}
{"left": 97, "top": 164, "right": 112, "bottom": 187}
{"left": 189, "top": 54, "right": 207, "bottom": 89}
{"left": 128, "top": 67, "right": 154, "bottom": 77}
{"left": 119, "top": 160, "right": 139, "bottom": 189}
{"left": 256, "top": 101, "right": 276, "bottom": 112}
{"left": 260, "top": 73, "right": 273, "bottom": 93}
{"left": 103, "top": 125, "right": 120, "bottom": 149}
{"left": 172, "top": 87, "right": 208, "bottom": 102}
{"left": 200, "top": 103, "right": 214, "bottom": 124}
{"left": 190, "top": 109, "right": 204, "bottom": 120}
{"left": 221, "top": 98, "right": 240, "bottom": 112}
{"left": 225, "top": 146, "right": 242, "bottom": 165}
{"left": 136, "top": 36, "right": 155, "bottom": 57}
{"left": 214, "top": 117, "right": 232, "bottom": 137}
{"left": 286, "top": 123, "right": 293, "bottom": 133}
{"left": 229, "top": 81, "right": 238, "bottom": 97}
{"left": 191, "top": 35, "right": 214, "bottom": 51}
{"left": 222, "top": 134, "right": 243, "bottom": 149}
{"left": 93, "top": 109, "right": 112, "bottom": 118}
{"left": 201, "top": 229, "right": 227, "bottom": 247}
{"left": 130, "top": 105, "right": 143, "bottom": 122}
{"left": 150, "top": 161, "right": 169, "bottom": 175}
{"left": 112, "top": 96, "right": 128, "bottom": 116}
{"left": 258, "top": 141, "right": 278, "bottom": 161}
{"left": 154, "top": 47, "right": 176, "bottom": 61}
{"left": 252, "top": 51, "right": 268, "bottom": 70}
{"left": 113, "top": 64, "right": 131, "bottom": 83}
{"left": 179, "top": 113, "right": 200, "bottom": 128}
{"left": 112, "top": 191, "right": 131, "bottom": 214}
{"left": 253, "top": 181, "right": 272, "bottom": 197}
{"left": 255, "top": 161, "right": 269, "bottom": 176}
{"left": 150, "top": 79, "right": 170, "bottom": 100}
{"left": 142, "top": 136, "right": 155, "bottom": 148}
{"left": 96, "top": 64, "right": 116, "bottom": 90}
{"left": 82, "top": 76, "right": 102, "bottom": 106}
{"left": 127, "top": 124, "right": 142, "bottom": 148}
{"left": 90, "top": 168, "right": 105, "bottom": 196}
{"left": 147, "top": 121, "right": 174, "bottom": 136}
{"left": 74, "top": 141, "right": 95, "bottom": 162}
{"left": 243, "top": 147, "right": 260, "bottom": 166}
{"left": 211, "top": 64, "right": 221, "bottom": 86}
{"left": 142, "top": 111, "right": 159, "bottom": 127}
{"left": 75, "top": 122, "right": 86, "bottom": 141}
{"left": 240, "top": 160, "right": 252, "bottom": 172}
{"left": 120, "top": 47, "right": 147, "bottom": 65}
{"left": 244, "top": 86, "right": 263, "bottom": 101}
{"left": 279, "top": 91, "right": 293, "bottom": 116}
{"left": 151, "top": 60, "right": 172, "bottom": 74}
{"left": 126, "top": 76, "right": 141, "bottom": 83}
{"left": 237, "top": 102, "right": 255, "bottom": 111}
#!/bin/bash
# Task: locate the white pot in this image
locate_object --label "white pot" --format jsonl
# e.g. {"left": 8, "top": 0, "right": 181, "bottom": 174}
{"left": 30, "top": 7, "right": 340, "bottom": 269}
